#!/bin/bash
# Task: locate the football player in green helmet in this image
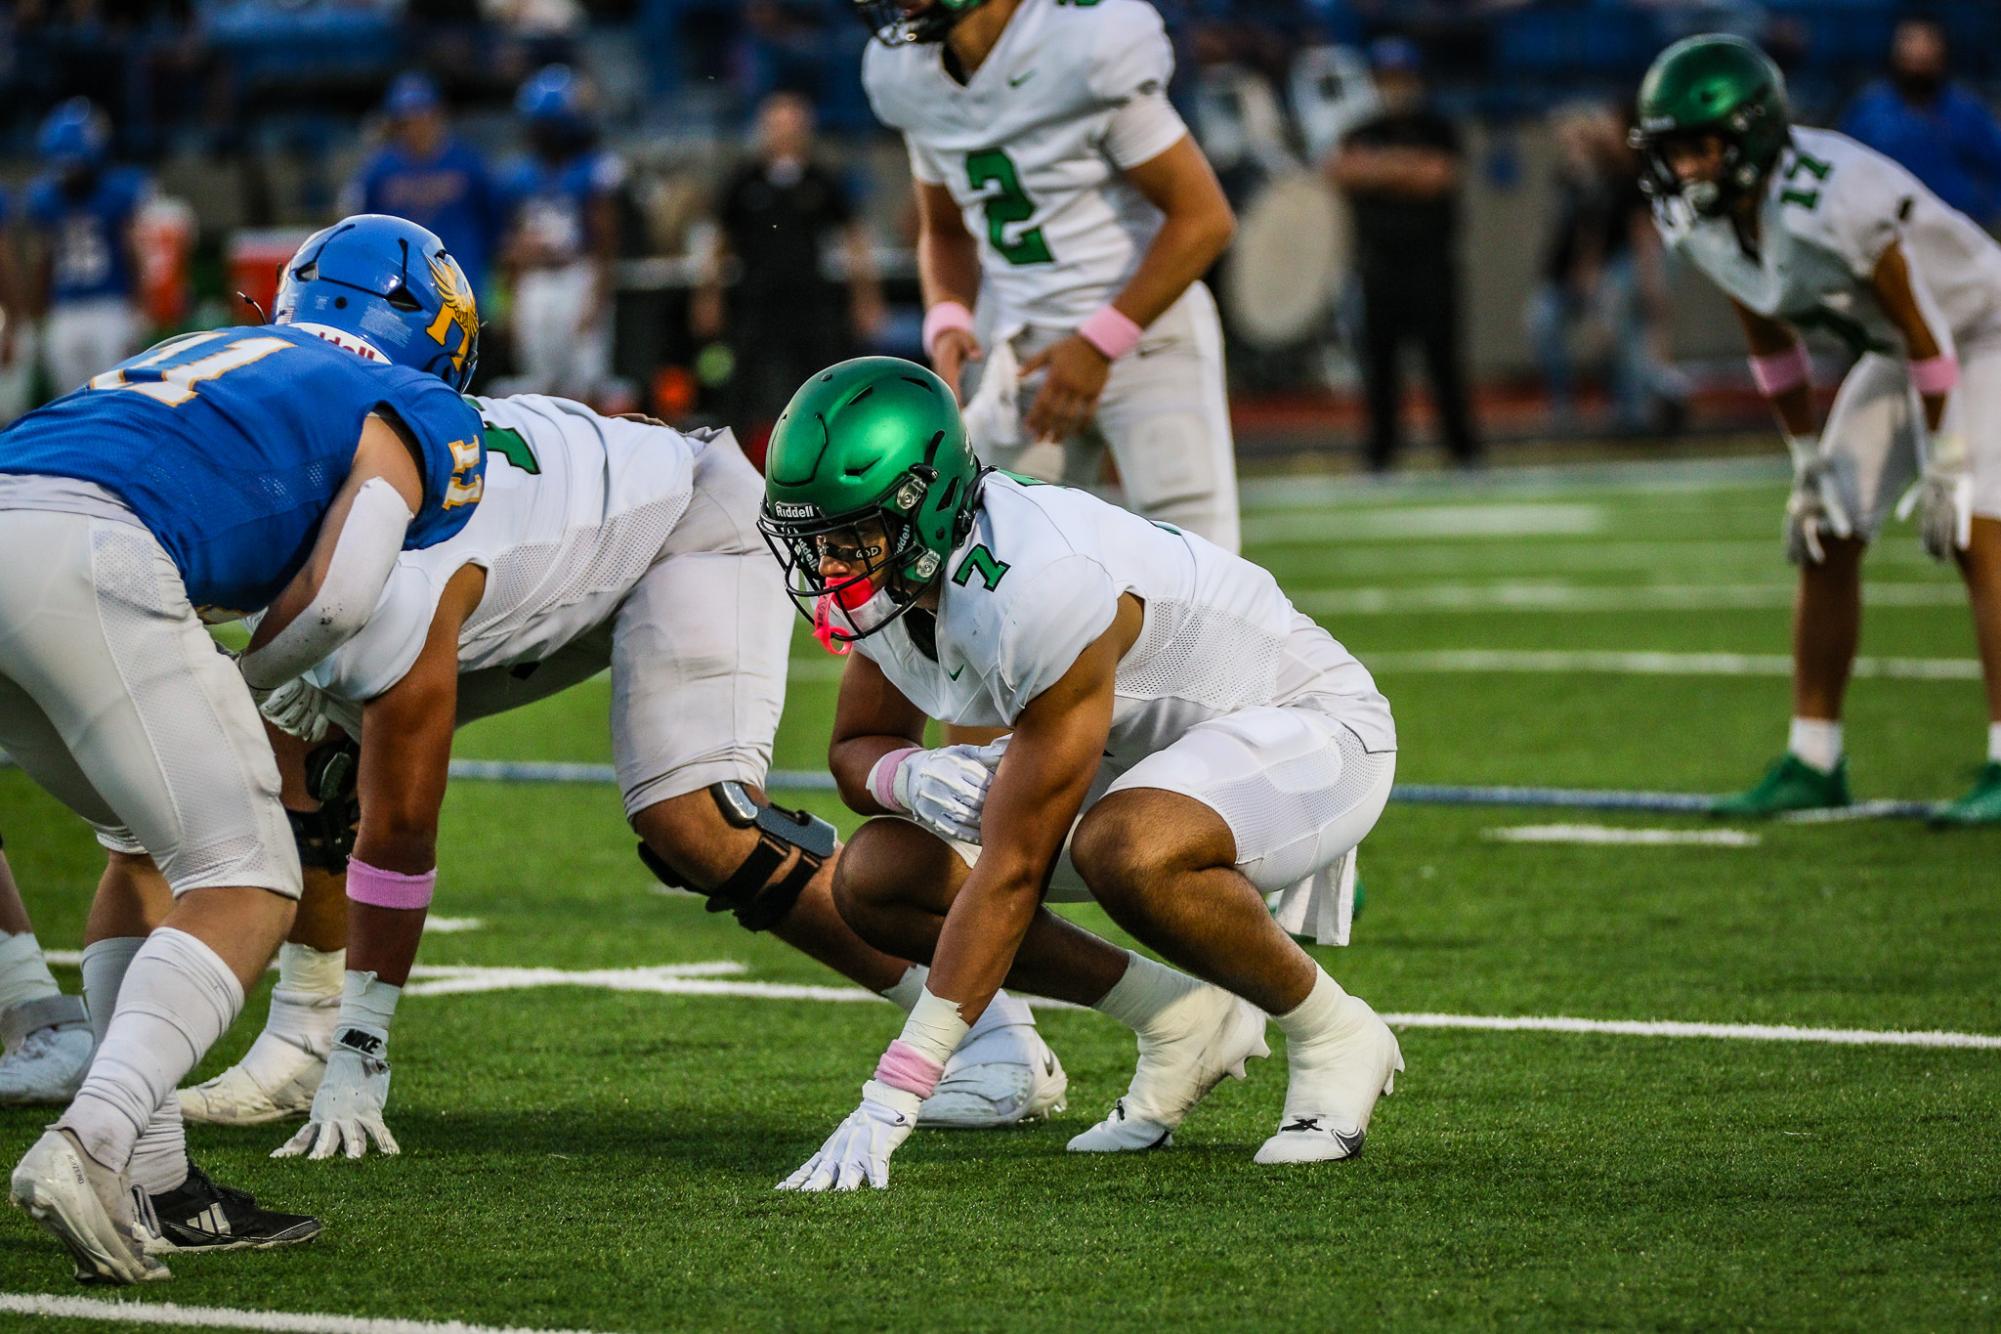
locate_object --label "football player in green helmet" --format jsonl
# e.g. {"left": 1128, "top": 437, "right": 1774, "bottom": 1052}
{"left": 762, "top": 357, "right": 1404, "bottom": 1190}
{"left": 1635, "top": 34, "right": 2001, "bottom": 824}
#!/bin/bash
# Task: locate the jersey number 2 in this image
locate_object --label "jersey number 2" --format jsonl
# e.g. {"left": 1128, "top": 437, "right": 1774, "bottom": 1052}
{"left": 966, "top": 150, "right": 1054, "bottom": 266}
{"left": 89, "top": 332, "right": 293, "bottom": 407}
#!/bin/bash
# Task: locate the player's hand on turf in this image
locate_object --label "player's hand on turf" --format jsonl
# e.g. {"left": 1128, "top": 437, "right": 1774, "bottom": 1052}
{"left": 1783, "top": 456, "right": 1853, "bottom": 566}
{"left": 931, "top": 327, "right": 983, "bottom": 401}
{"left": 1900, "top": 432, "right": 1974, "bottom": 561}
{"left": 260, "top": 677, "right": 335, "bottom": 743}
{"left": 1020, "top": 334, "right": 1111, "bottom": 444}
{"left": 893, "top": 738, "right": 1008, "bottom": 844}
{"left": 776, "top": 1081, "right": 920, "bottom": 1192}
{"left": 273, "top": 1022, "right": 398, "bottom": 1161}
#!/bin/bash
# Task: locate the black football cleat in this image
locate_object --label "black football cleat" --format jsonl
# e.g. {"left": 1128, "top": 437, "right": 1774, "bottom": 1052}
{"left": 137, "top": 1160, "right": 321, "bottom": 1254}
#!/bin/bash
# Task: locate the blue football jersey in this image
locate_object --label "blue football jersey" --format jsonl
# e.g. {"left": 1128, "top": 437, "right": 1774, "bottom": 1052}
{"left": 499, "top": 150, "right": 624, "bottom": 262}
{"left": 25, "top": 167, "right": 149, "bottom": 303}
{"left": 354, "top": 140, "right": 500, "bottom": 295}
{"left": 0, "top": 325, "right": 486, "bottom": 612}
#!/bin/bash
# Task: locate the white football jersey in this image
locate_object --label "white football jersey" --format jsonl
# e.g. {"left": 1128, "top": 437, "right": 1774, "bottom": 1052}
{"left": 307, "top": 394, "right": 699, "bottom": 702}
{"left": 863, "top": 0, "right": 1190, "bottom": 329}
{"left": 853, "top": 475, "right": 1395, "bottom": 763}
{"left": 1656, "top": 126, "right": 2001, "bottom": 355}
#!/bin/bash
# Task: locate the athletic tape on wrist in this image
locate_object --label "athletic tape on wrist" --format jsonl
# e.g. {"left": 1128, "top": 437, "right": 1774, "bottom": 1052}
{"left": 873, "top": 1039, "right": 946, "bottom": 1099}
{"left": 897, "top": 987, "right": 970, "bottom": 1067}
{"left": 1748, "top": 344, "right": 1811, "bottom": 397}
{"left": 922, "top": 301, "right": 975, "bottom": 359}
{"left": 1078, "top": 305, "right": 1144, "bottom": 361}
{"left": 1910, "top": 354, "right": 1960, "bottom": 396}
{"left": 346, "top": 857, "right": 436, "bottom": 910}
{"left": 868, "top": 747, "right": 921, "bottom": 813}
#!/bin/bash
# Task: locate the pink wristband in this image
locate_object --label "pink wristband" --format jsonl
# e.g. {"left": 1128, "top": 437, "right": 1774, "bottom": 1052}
{"left": 1910, "top": 353, "right": 1959, "bottom": 396}
{"left": 874, "top": 1038, "right": 946, "bottom": 1099}
{"left": 1748, "top": 344, "right": 1811, "bottom": 397}
{"left": 346, "top": 857, "right": 437, "bottom": 911}
{"left": 1078, "top": 305, "right": 1144, "bottom": 361}
{"left": 922, "top": 301, "right": 975, "bottom": 359}
{"left": 868, "top": 746, "right": 921, "bottom": 812}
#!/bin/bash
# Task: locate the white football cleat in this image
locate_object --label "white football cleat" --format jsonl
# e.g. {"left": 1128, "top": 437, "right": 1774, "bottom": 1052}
{"left": 1254, "top": 993, "right": 1402, "bottom": 1165}
{"left": 0, "top": 996, "right": 93, "bottom": 1106}
{"left": 178, "top": 1033, "right": 325, "bottom": 1126}
{"left": 1068, "top": 988, "right": 1269, "bottom": 1153}
{"left": 10, "top": 1127, "right": 169, "bottom": 1284}
{"left": 920, "top": 993, "right": 1069, "bottom": 1128}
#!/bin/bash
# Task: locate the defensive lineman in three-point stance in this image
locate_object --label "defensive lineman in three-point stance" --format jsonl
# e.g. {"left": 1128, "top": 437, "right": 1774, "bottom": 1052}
{"left": 174, "top": 391, "right": 1064, "bottom": 1155}
{"left": 762, "top": 358, "right": 1402, "bottom": 1190}
{"left": 861, "top": 0, "right": 1243, "bottom": 551}
{"left": 0, "top": 214, "right": 486, "bottom": 1281}
{"left": 1634, "top": 36, "right": 2001, "bottom": 824}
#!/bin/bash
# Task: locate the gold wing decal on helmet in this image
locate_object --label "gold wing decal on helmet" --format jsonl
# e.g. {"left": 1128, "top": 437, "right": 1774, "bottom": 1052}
{"left": 423, "top": 254, "right": 480, "bottom": 373}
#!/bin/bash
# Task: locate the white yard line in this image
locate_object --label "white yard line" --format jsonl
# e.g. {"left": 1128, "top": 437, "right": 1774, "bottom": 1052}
{"left": 0, "top": 1293, "right": 610, "bottom": 1334}
{"left": 1484, "top": 824, "right": 1761, "bottom": 847}
{"left": 1243, "top": 503, "right": 1606, "bottom": 544}
{"left": 1293, "top": 581, "right": 1959, "bottom": 615}
{"left": 1384, "top": 1013, "right": 2001, "bottom": 1050}
{"left": 1368, "top": 649, "right": 1980, "bottom": 680}
{"left": 421, "top": 916, "right": 483, "bottom": 934}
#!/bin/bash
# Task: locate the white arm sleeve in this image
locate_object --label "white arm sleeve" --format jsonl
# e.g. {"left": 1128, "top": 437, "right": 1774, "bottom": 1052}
{"left": 238, "top": 476, "right": 415, "bottom": 691}
{"left": 906, "top": 135, "right": 948, "bottom": 187}
{"left": 997, "top": 555, "right": 1121, "bottom": 717}
{"left": 1103, "top": 93, "right": 1190, "bottom": 171}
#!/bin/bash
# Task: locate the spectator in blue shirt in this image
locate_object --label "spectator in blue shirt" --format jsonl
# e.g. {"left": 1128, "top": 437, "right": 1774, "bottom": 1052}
{"left": 1840, "top": 18, "right": 2001, "bottom": 231}
{"left": 344, "top": 73, "right": 502, "bottom": 302}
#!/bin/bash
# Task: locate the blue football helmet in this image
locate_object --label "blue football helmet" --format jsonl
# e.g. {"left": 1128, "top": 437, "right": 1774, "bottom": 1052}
{"left": 516, "top": 65, "right": 583, "bottom": 123}
{"left": 37, "top": 98, "right": 110, "bottom": 170}
{"left": 272, "top": 215, "right": 480, "bottom": 391}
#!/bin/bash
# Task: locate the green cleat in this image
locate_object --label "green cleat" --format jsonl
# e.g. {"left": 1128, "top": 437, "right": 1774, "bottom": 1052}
{"left": 1931, "top": 762, "right": 2001, "bottom": 828}
{"left": 1711, "top": 754, "right": 1851, "bottom": 817}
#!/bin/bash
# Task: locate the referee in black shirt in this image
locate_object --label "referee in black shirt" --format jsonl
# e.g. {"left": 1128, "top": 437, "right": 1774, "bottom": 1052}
{"left": 1329, "top": 39, "right": 1480, "bottom": 471}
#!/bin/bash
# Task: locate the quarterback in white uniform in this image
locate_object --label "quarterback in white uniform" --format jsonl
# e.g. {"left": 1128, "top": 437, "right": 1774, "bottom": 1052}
{"left": 150, "top": 393, "right": 1064, "bottom": 1155}
{"left": 862, "top": 0, "right": 1243, "bottom": 551}
{"left": 762, "top": 358, "right": 1401, "bottom": 1191}
{"left": 1636, "top": 35, "right": 2001, "bottom": 824}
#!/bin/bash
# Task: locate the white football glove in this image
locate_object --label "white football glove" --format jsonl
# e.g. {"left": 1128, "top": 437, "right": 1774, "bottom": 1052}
{"left": 1897, "top": 431, "right": 1974, "bottom": 561}
{"left": 775, "top": 1080, "right": 920, "bottom": 1192}
{"left": 1784, "top": 451, "right": 1853, "bottom": 567}
{"left": 260, "top": 676, "right": 335, "bottom": 743}
{"left": 890, "top": 737, "right": 1010, "bottom": 845}
{"left": 272, "top": 1020, "right": 398, "bottom": 1161}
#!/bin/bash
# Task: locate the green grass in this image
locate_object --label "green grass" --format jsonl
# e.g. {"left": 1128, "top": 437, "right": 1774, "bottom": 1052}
{"left": 3, "top": 459, "right": 1999, "bottom": 1331}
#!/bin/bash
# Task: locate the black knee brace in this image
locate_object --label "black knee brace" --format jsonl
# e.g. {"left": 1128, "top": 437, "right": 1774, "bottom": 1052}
{"left": 638, "top": 781, "right": 837, "bottom": 932}
{"left": 287, "top": 738, "right": 361, "bottom": 873}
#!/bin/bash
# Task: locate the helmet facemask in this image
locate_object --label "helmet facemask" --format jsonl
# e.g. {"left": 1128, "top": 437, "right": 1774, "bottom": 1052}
{"left": 854, "top": 0, "right": 984, "bottom": 46}
{"left": 760, "top": 469, "right": 948, "bottom": 649}
{"left": 1633, "top": 119, "right": 1775, "bottom": 218}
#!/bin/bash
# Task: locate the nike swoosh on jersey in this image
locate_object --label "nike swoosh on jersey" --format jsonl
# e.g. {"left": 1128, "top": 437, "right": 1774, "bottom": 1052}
{"left": 1008, "top": 69, "right": 1036, "bottom": 88}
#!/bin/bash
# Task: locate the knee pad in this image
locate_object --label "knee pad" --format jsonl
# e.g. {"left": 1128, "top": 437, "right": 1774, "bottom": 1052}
{"left": 637, "top": 781, "right": 836, "bottom": 932}
{"left": 287, "top": 738, "right": 361, "bottom": 873}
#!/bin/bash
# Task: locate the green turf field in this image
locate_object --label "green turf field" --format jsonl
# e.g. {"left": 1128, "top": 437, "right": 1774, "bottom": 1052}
{"left": 4, "top": 458, "right": 1999, "bottom": 1332}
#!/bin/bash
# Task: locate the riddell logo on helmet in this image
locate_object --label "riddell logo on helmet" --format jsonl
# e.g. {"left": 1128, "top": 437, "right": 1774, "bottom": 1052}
{"left": 774, "top": 502, "right": 817, "bottom": 519}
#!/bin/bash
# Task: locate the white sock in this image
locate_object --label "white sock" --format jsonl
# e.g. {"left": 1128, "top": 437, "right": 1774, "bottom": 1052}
{"left": 1273, "top": 968, "right": 1348, "bottom": 1048}
{"left": 1092, "top": 951, "right": 1201, "bottom": 1035}
{"left": 879, "top": 964, "right": 929, "bottom": 1014}
{"left": 0, "top": 931, "right": 62, "bottom": 1015}
{"left": 1788, "top": 717, "right": 1843, "bottom": 773}
{"left": 244, "top": 942, "right": 344, "bottom": 1069}
{"left": 1988, "top": 722, "right": 2001, "bottom": 765}
{"left": 62, "top": 928, "right": 242, "bottom": 1176}
{"left": 78, "top": 937, "right": 190, "bottom": 1194}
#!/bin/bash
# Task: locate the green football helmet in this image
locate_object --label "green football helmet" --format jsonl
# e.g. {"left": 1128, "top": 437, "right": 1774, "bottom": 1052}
{"left": 855, "top": 0, "right": 990, "bottom": 46}
{"left": 759, "top": 356, "right": 983, "bottom": 644}
{"left": 1631, "top": 33, "right": 1791, "bottom": 217}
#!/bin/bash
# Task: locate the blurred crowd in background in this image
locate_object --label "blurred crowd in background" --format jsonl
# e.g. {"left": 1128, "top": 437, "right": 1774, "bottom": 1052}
{"left": 1, "top": 0, "right": 1999, "bottom": 466}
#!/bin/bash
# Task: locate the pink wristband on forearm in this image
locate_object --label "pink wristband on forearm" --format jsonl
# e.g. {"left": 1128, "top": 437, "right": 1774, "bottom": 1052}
{"left": 1910, "top": 353, "right": 1959, "bottom": 396}
{"left": 1078, "top": 305, "right": 1144, "bottom": 361}
{"left": 867, "top": 747, "right": 921, "bottom": 812}
{"left": 346, "top": 857, "right": 437, "bottom": 911}
{"left": 1748, "top": 344, "right": 1811, "bottom": 397}
{"left": 922, "top": 301, "right": 975, "bottom": 359}
{"left": 874, "top": 1038, "right": 946, "bottom": 1099}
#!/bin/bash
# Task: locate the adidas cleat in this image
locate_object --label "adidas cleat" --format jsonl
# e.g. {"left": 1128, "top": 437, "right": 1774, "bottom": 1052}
{"left": 0, "top": 995, "right": 93, "bottom": 1106}
{"left": 1931, "top": 761, "right": 2001, "bottom": 828}
{"left": 136, "top": 1160, "right": 320, "bottom": 1254}
{"left": 1711, "top": 754, "right": 1850, "bottom": 817}
{"left": 179, "top": 1037, "right": 325, "bottom": 1126}
{"left": 1068, "top": 990, "right": 1269, "bottom": 1154}
{"left": 9, "top": 1128, "right": 168, "bottom": 1284}
{"left": 921, "top": 993, "right": 1069, "bottom": 1128}
{"left": 1255, "top": 994, "right": 1403, "bottom": 1166}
